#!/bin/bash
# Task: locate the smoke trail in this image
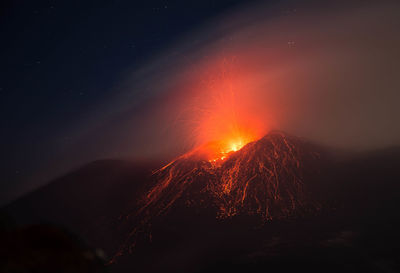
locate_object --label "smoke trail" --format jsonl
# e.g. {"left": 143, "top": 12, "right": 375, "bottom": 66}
{"left": 111, "top": 0, "right": 400, "bottom": 156}
{"left": 8, "top": 0, "right": 400, "bottom": 204}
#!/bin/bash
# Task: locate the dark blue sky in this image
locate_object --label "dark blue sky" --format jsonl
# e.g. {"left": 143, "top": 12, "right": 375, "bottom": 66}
{"left": 1, "top": 0, "right": 253, "bottom": 139}
{"left": 2, "top": 0, "right": 400, "bottom": 205}
{"left": 1, "top": 0, "right": 270, "bottom": 204}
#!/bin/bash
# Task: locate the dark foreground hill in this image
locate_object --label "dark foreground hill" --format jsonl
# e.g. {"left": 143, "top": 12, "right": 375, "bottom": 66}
{"left": 3, "top": 160, "right": 159, "bottom": 257}
{"left": 2, "top": 132, "right": 400, "bottom": 273}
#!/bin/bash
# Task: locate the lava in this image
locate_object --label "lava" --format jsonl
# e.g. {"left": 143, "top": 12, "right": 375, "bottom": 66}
{"left": 113, "top": 61, "right": 312, "bottom": 261}
{"left": 145, "top": 131, "right": 318, "bottom": 220}
{"left": 112, "top": 131, "right": 321, "bottom": 261}
{"left": 171, "top": 57, "right": 270, "bottom": 157}
{"left": 199, "top": 134, "right": 256, "bottom": 162}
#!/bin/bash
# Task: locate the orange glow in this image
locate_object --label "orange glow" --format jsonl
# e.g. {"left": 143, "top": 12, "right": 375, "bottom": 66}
{"left": 229, "top": 141, "right": 242, "bottom": 152}
{"left": 204, "top": 134, "right": 256, "bottom": 162}
{"left": 177, "top": 58, "right": 268, "bottom": 161}
{"left": 111, "top": 131, "right": 320, "bottom": 263}
{"left": 111, "top": 59, "right": 277, "bottom": 262}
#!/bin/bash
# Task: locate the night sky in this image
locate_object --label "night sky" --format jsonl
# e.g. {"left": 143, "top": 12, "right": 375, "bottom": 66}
{"left": 2, "top": 0, "right": 400, "bottom": 206}
{"left": 1, "top": 0, "right": 264, "bottom": 204}
{"left": 2, "top": 2, "right": 400, "bottom": 272}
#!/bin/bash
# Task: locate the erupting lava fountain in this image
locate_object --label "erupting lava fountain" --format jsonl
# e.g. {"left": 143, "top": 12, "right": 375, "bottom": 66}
{"left": 112, "top": 61, "right": 324, "bottom": 261}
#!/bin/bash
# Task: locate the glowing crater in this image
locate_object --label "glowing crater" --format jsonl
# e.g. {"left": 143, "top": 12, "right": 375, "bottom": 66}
{"left": 208, "top": 137, "right": 254, "bottom": 162}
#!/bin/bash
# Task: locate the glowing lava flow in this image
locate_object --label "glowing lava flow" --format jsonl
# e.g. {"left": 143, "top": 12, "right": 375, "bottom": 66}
{"left": 144, "top": 131, "right": 318, "bottom": 220}
{"left": 203, "top": 135, "right": 255, "bottom": 162}
{"left": 111, "top": 131, "right": 321, "bottom": 262}
{"left": 111, "top": 61, "right": 317, "bottom": 261}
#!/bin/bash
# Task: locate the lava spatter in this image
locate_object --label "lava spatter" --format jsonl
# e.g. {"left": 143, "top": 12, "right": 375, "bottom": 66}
{"left": 112, "top": 131, "right": 321, "bottom": 262}
{"left": 145, "top": 131, "right": 319, "bottom": 220}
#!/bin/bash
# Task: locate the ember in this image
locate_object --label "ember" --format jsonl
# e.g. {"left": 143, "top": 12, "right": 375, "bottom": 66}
{"left": 111, "top": 131, "right": 321, "bottom": 262}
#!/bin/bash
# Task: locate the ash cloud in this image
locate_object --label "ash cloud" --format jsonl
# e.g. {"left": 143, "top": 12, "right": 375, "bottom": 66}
{"left": 112, "top": 0, "right": 400, "bottom": 155}
{"left": 4, "top": 0, "right": 400, "bottom": 204}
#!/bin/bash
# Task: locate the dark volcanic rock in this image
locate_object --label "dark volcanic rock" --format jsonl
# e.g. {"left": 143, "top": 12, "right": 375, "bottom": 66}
{"left": 3, "top": 133, "right": 400, "bottom": 273}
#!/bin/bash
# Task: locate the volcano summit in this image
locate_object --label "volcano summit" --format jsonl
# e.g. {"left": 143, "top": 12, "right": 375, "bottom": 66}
{"left": 143, "top": 131, "right": 322, "bottom": 220}
{"left": 4, "top": 131, "right": 400, "bottom": 273}
{"left": 117, "top": 131, "right": 325, "bottom": 258}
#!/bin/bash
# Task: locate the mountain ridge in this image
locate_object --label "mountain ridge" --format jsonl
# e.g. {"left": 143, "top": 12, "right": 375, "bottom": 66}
{"left": 3, "top": 132, "right": 400, "bottom": 272}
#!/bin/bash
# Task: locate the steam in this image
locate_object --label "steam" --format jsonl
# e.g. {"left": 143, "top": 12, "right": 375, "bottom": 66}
{"left": 6, "top": 0, "right": 400, "bottom": 204}
{"left": 111, "top": 0, "right": 400, "bottom": 157}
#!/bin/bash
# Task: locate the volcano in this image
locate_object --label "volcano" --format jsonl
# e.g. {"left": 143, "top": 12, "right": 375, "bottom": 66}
{"left": 116, "top": 131, "right": 325, "bottom": 258}
{"left": 146, "top": 131, "right": 320, "bottom": 219}
{"left": 3, "top": 132, "right": 400, "bottom": 273}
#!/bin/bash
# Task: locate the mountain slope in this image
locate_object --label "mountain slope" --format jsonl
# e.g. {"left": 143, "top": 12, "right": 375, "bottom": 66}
{"left": 3, "top": 133, "right": 400, "bottom": 273}
{"left": 3, "top": 160, "right": 159, "bottom": 255}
